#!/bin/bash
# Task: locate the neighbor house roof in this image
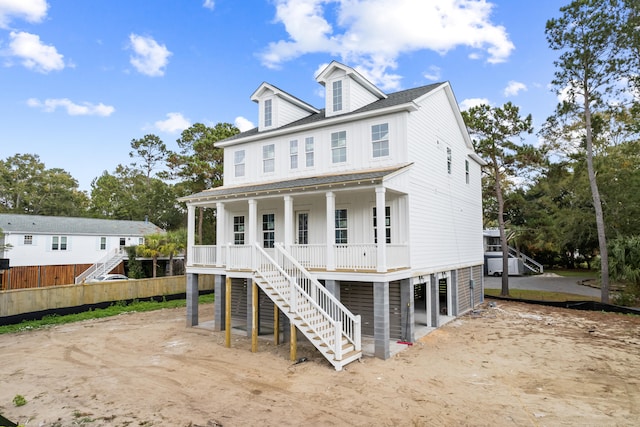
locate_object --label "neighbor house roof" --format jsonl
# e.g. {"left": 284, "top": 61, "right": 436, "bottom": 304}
{"left": 0, "top": 214, "right": 164, "bottom": 236}
{"left": 180, "top": 164, "right": 412, "bottom": 203}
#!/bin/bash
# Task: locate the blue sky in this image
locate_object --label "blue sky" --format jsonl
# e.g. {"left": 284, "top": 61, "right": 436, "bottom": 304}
{"left": 1, "top": 0, "right": 564, "bottom": 191}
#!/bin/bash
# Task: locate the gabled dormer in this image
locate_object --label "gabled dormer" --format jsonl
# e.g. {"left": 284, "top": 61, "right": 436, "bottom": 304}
{"left": 316, "top": 61, "right": 387, "bottom": 118}
{"left": 251, "top": 83, "right": 320, "bottom": 132}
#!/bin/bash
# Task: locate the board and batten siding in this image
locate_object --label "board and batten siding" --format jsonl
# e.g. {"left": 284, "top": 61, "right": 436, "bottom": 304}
{"left": 340, "top": 281, "right": 402, "bottom": 339}
{"left": 406, "top": 86, "right": 484, "bottom": 273}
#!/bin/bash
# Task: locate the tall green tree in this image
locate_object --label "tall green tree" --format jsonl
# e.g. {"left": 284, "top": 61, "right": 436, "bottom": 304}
{"left": 167, "top": 122, "right": 239, "bottom": 244}
{"left": 545, "top": 0, "right": 632, "bottom": 303}
{"left": 462, "top": 102, "right": 537, "bottom": 296}
{"left": 129, "top": 134, "right": 169, "bottom": 219}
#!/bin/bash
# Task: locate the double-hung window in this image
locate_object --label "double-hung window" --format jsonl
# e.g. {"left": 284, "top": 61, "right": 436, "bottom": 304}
{"left": 263, "top": 144, "right": 275, "bottom": 173}
{"left": 373, "top": 206, "right": 391, "bottom": 244}
{"left": 264, "top": 99, "right": 272, "bottom": 127}
{"left": 372, "top": 123, "right": 389, "bottom": 158}
{"left": 234, "top": 216, "right": 245, "bottom": 245}
{"left": 262, "top": 214, "right": 275, "bottom": 248}
{"left": 332, "top": 80, "right": 343, "bottom": 112}
{"left": 52, "top": 236, "right": 68, "bottom": 251}
{"left": 290, "top": 140, "right": 298, "bottom": 169}
{"left": 24, "top": 235, "right": 33, "bottom": 245}
{"left": 305, "top": 137, "right": 314, "bottom": 167}
{"left": 331, "top": 131, "right": 347, "bottom": 163}
{"left": 100, "top": 237, "right": 107, "bottom": 250}
{"left": 335, "top": 209, "right": 348, "bottom": 244}
{"left": 234, "top": 150, "right": 245, "bottom": 177}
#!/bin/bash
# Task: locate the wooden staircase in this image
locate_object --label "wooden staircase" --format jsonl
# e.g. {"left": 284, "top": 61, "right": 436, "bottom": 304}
{"left": 253, "top": 244, "right": 362, "bottom": 371}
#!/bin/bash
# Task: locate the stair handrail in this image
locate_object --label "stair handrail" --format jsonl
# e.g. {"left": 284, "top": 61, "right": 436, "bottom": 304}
{"left": 75, "top": 248, "right": 125, "bottom": 284}
{"left": 274, "top": 243, "right": 361, "bottom": 352}
{"left": 254, "top": 245, "right": 343, "bottom": 358}
{"left": 507, "top": 246, "right": 544, "bottom": 273}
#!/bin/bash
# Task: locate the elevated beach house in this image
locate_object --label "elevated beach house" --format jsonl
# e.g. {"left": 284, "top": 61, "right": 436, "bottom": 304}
{"left": 179, "top": 61, "right": 485, "bottom": 370}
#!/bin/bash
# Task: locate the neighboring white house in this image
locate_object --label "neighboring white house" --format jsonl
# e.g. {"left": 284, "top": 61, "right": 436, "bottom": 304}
{"left": 0, "top": 213, "right": 163, "bottom": 286}
{"left": 179, "top": 61, "right": 486, "bottom": 370}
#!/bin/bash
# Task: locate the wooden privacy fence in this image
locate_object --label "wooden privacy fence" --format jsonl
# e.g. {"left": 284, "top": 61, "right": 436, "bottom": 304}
{"left": 0, "top": 263, "right": 126, "bottom": 290}
{"left": 0, "top": 275, "right": 215, "bottom": 318}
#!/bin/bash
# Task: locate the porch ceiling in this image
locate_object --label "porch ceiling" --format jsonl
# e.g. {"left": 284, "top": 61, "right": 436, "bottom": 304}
{"left": 180, "top": 164, "right": 412, "bottom": 205}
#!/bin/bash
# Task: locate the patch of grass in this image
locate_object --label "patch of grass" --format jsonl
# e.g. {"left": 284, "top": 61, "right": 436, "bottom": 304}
{"left": 548, "top": 269, "right": 598, "bottom": 278}
{"left": 0, "top": 293, "right": 214, "bottom": 335}
{"left": 485, "top": 288, "right": 599, "bottom": 302}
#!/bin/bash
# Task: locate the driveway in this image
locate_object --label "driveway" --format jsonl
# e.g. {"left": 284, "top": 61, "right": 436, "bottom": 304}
{"left": 483, "top": 273, "right": 601, "bottom": 298}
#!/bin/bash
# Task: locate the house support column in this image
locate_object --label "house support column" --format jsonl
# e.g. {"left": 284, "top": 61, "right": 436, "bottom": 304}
{"left": 373, "top": 281, "right": 390, "bottom": 360}
{"left": 246, "top": 278, "right": 255, "bottom": 338}
{"left": 451, "top": 270, "right": 459, "bottom": 316}
{"left": 216, "top": 202, "right": 225, "bottom": 266}
{"left": 290, "top": 322, "right": 297, "bottom": 361}
{"left": 225, "top": 277, "right": 232, "bottom": 347}
{"left": 400, "top": 278, "right": 415, "bottom": 342}
{"left": 430, "top": 274, "right": 439, "bottom": 327}
{"left": 186, "top": 273, "right": 199, "bottom": 327}
{"left": 284, "top": 195, "right": 293, "bottom": 249}
{"left": 325, "top": 191, "right": 336, "bottom": 270}
{"left": 375, "top": 186, "right": 387, "bottom": 273}
{"left": 251, "top": 280, "right": 258, "bottom": 353}
{"left": 214, "top": 274, "right": 226, "bottom": 331}
{"left": 187, "top": 205, "right": 195, "bottom": 266}
{"left": 325, "top": 280, "right": 340, "bottom": 299}
{"left": 274, "top": 305, "right": 280, "bottom": 345}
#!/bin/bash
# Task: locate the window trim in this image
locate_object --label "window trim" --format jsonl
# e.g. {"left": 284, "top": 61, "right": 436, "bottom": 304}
{"left": 262, "top": 213, "right": 275, "bottom": 248}
{"left": 371, "top": 123, "right": 389, "bottom": 158}
{"left": 331, "top": 131, "right": 347, "bottom": 164}
{"left": 233, "top": 216, "right": 245, "bottom": 245}
{"left": 335, "top": 209, "right": 348, "bottom": 244}
{"left": 305, "top": 137, "right": 314, "bottom": 167}
{"left": 23, "top": 235, "right": 33, "bottom": 245}
{"left": 332, "top": 80, "right": 343, "bottom": 112}
{"left": 100, "top": 236, "right": 107, "bottom": 250}
{"left": 234, "top": 149, "right": 246, "bottom": 177}
{"left": 264, "top": 99, "right": 272, "bottom": 127}
{"left": 289, "top": 139, "right": 298, "bottom": 169}
{"left": 373, "top": 206, "right": 391, "bottom": 244}
{"left": 52, "top": 236, "right": 68, "bottom": 251}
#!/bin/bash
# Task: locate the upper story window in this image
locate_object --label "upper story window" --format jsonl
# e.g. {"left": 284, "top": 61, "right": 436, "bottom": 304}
{"left": 335, "top": 209, "right": 348, "bottom": 244}
{"left": 331, "top": 131, "right": 347, "bottom": 163}
{"left": 262, "top": 213, "right": 275, "bottom": 248}
{"left": 447, "top": 147, "right": 452, "bottom": 174}
{"left": 52, "top": 236, "right": 68, "bottom": 251}
{"left": 234, "top": 150, "right": 245, "bottom": 177}
{"left": 263, "top": 144, "right": 275, "bottom": 173}
{"left": 332, "top": 80, "right": 343, "bottom": 112}
{"left": 100, "top": 236, "right": 107, "bottom": 250}
{"left": 373, "top": 206, "right": 391, "bottom": 244}
{"left": 290, "top": 140, "right": 298, "bottom": 169}
{"left": 465, "top": 159, "right": 470, "bottom": 184}
{"left": 372, "top": 123, "right": 389, "bottom": 158}
{"left": 264, "top": 99, "right": 272, "bottom": 127}
{"left": 305, "top": 137, "right": 314, "bottom": 167}
{"left": 234, "top": 216, "right": 245, "bottom": 245}
{"left": 24, "top": 235, "right": 33, "bottom": 245}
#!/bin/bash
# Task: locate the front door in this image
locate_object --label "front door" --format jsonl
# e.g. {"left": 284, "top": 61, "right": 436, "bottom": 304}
{"left": 296, "top": 211, "right": 309, "bottom": 245}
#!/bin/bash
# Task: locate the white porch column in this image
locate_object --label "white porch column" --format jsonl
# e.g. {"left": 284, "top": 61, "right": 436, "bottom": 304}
{"left": 248, "top": 199, "right": 258, "bottom": 245}
{"left": 326, "top": 191, "right": 335, "bottom": 270}
{"left": 375, "top": 186, "right": 387, "bottom": 273}
{"left": 284, "top": 195, "right": 293, "bottom": 249}
{"left": 187, "top": 204, "right": 195, "bottom": 267}
{"left": 216, "top": 202, "right": 225, "bottom": 266}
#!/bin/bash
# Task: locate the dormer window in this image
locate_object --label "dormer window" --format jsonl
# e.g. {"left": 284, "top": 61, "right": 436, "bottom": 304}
{"left": 332, "top": 80, "right": 343, "bottom": 112}
{"left": 264, "top": 99, "right": 273, "bottom": 127}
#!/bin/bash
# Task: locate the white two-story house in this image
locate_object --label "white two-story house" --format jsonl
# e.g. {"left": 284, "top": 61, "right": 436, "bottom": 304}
{"left": 180, "top": 61, "right": 485, "bottom": 370}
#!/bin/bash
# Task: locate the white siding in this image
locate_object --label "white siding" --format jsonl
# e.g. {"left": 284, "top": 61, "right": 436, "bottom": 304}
{"left": 349, "top": 78, "right": 381, "bottom": 111}
{"left": 276, "top": 98, "right": 313, "bottom": 128}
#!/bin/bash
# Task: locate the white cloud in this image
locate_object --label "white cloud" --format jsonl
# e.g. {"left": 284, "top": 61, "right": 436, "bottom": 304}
{"left": 203, "top": 0, "right": 215, "bottom": 10}
{"left": 27, "top": 98, "right": 115, "bottom": 116}
{"left": 8, "top": 31, "right": 64, "bottom": 73}
{"left": 260, "top": 0, "right": 514, "bottom": 90}
{"left": 128, "top": 34, "right": 172, "bottom": 77}
{"left": 459, "top": 97, "right": 490, "bottom": 111}
{"left": 423, "top": 65, "right": 441, "bottom": 81}
{"left": 0, "top": 0, "right": 48, "bottom": 29}
{"left": 235, "top": 116, "right": 255, "bottom": 132}
{"left": 155, "top": 112, "right": 190, "bottom": 133}
{"left": 504, "top": 80, "right": 527, "bottom": 97}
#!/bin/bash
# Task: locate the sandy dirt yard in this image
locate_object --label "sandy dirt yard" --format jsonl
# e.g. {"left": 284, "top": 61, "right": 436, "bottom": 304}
{"left": 1, "top": 300, "right": 639, "bottom": 427}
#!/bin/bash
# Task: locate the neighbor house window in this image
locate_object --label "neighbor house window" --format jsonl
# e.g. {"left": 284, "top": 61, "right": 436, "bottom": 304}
{"left": 332, "top": 80, "right": 343, "bottom": 112}
{"left": 100, "top": 236, "right": 107, "bottom": 250}
{"left": 305, "top": 137, "right": 314, "bottom": 167}
{"left": 263, "top": 144, "right": 275, "bottom": 173}
{"left": 447, "top": 147, "right": 452, "bottom": 174}
{"left": 234, "top": 150, "right": 245, "bottom": 177}
{"left": 331, "top": 131, "right": 347, "bottom": 163}
{"left": 373, "top": 206, "right": 391, "bottom": 244}
{"left": 465, "top": 159, "right": 470, "bottom": 184}
{"left": 290, "top": 140, "right": 298, "bottom": 169}
{"left": 262, "top": 213, "right": 275, "bottom": 248}
{"left": 335, "top": 209, "right": 348, "bottom": 244}
{"left": 264, "top": 99, "right": 272, "bottom": 127}
{"left": 52, "top": 236, "right": 68, "bottom": 251}
{"left": 372, "top": 123, "right": 389, "bottom": 158}
{"left": 234, "top": 216, "right": 245, "bottom": 245}
{"left": 24, "top": 235, "right": 33, "bottom": 245}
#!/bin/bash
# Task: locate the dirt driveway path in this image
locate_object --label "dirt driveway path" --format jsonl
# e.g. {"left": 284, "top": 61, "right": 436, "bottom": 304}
{"left": 1, "top": 300, "right": 639, "bottom": 426}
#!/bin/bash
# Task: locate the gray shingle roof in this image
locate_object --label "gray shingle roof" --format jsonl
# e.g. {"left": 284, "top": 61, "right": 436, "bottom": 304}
{"left": 0, "top": 214, "right": 164, "bottom": 236}
{"left": 221, "top": 83, "right": 444, "bottom": 143}
{"left": 182, "top": 164, "right": 411, "bottom": 202}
